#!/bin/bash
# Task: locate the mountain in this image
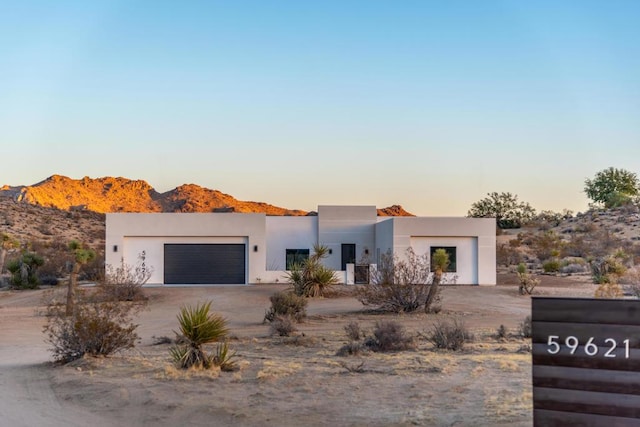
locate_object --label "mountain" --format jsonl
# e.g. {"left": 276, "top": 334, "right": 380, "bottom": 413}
{"left": 0, "top": 175, "right": 414, "bottom": 217}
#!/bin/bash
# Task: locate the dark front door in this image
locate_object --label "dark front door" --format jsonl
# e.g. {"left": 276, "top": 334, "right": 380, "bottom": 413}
{"left": 341, "top": 243, "right": 356, "bottom": 271}
{"left": 164, "top": 243, "right": 246, "bottom": 284}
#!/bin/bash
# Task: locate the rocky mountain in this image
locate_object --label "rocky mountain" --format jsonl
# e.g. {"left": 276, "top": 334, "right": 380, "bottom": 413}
{"left": 0, "top": 175, "right": 415, "bottom": 217}
{"left": 0, "top": 175, "right": 308, "bottom": 215}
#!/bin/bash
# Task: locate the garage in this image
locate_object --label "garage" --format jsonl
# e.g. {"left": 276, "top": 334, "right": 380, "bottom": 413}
{"left": 164, "top": 243, "right": 246, "bottom": 284}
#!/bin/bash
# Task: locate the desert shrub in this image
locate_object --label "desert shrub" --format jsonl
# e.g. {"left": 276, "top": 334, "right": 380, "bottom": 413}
{"left": 560, "top": 263, "right": 587, "bottom": 274}
{"left": 170, "top": 301, "right": 229, "bottom": 369}
{"left": 495, "top": 324, "right": 508, "bottom": 340}
{"left": 594, "top": 282, "right": 624, "bottom": 299}
{"left": 44, "top": 290, "right": 141, "bottom": 363}
{"left": 355, "top": 248, "right": 447, "bottom": 313}
{"left": 264, "top": 291, "right": 307, "bottom": 323}
{"left": 344, "top": 321, "right": 363, "bottom": 341}
{"left": 528, "top": 231, "right": 564, "bottom": 262}
{"left": 365, "top": 320, "right": 413, "bottom": 352}
{"left": 101, "top": 256, "right": 152, "bottom": 302}
{"left": 336, "top": 341, "right": 366, "bottom": 357}
{"left": 518, "top": 315, "right": 532, "bottom": 338}
{"left": 426, "top": 318, "right": 473, "bottom": 351}
{"left": 542, "top": 259, "right": 561, "bottom": 273}
{"left": 80, "top": 254, "right": 106, "bottom": 282}
{"left": 269, "top": 315, "right": 297, "bottom": 337}
{"left": 590, "top": 254, "right": 627, "bottom": 285}
{"left": 496, "top": 243, "right": 524, "bottom": 267}
{"left": 516, "top": 263, "right": 539, "bottom": 295}
{"left": 7, "top": 251, "right": 45, "bottom": 289}
{"left": 287, "top": 244, "right": 340, "bottom": 297}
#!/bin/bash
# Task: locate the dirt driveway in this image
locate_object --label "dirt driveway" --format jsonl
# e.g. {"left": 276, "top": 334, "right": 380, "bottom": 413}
{"left": 0, "top": 274, "right": 595, "bottom": 426}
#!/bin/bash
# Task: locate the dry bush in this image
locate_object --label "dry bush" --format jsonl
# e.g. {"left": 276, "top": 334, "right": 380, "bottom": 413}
{"left": 594, "top": 282, "right": 624, "bottom": 299}
{"left": 344, "top": 321, "right": 363, "bottom": 341}
{"left": 516, "top": 263, "right": 539, "bottom": 295}
{"left": 622, "top": 266, "right": 640, "bottom": 297}
{"left": 44, "top": 289, "right": 142, "bottom": 363}
{"left": 518, "top": 315, "right": 532, "bottom": 339}
{"left": 426, "top": 318, "right": 473, "bottom": 351}
{"left": 366, "top": 320, "right": 413, "bottom": 352}
{"left": 356, "top": 249, "right": 447, "bottom": 313}
{"left": 264, "top": 291, "right": 307, "bottom": 323}
{"left": 495, "top": 324, "right": 508, "bottom": 340}
{"left": 269, "top": 315, "right": 297, "bottom": 337}
{"left": 101, "top": 257, "right": 151, "bottom": 302}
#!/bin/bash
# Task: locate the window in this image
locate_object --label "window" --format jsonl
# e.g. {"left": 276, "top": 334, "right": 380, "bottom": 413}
{"left": 430, "top": 246, "right": 457, "bottom": 273}
{"left": 286, "top": 249, "right": 309, "bottom": 270}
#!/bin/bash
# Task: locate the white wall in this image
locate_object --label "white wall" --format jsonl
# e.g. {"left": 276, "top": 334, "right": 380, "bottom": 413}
{"left": 318, "top": 205, "right": 377, "bottom": 270}
{"left": 106, "top": 213, "right": 266, "bottom": 284}
{"left": 409, "top": 236, "right": 478, "bottom": 285}
{"left": 264, "top": 217, "right": 317, "bottom": 282}
{"left": 390, "top": 217, "right": 496, "bottom": 285}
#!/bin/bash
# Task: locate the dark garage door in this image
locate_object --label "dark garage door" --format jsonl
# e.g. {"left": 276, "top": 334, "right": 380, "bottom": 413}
{"left": 164, "top": 244, "right": 246, "bottom": 284}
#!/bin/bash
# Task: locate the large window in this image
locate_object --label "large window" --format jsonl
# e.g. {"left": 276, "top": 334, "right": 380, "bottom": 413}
{"left": 286, "top": 249, "right": 309, "bottom": 270}
{"left": 430, "top": 246, "right": 457, "bottom": 273}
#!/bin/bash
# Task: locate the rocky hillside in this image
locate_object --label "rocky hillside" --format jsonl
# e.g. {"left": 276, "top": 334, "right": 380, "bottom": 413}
{"left": 0, "top": 175, "right": 415, "bottom": 217}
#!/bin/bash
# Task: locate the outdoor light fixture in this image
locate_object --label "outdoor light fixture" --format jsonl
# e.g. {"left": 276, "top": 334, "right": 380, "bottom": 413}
{"left": 254, "top": 245, "right": 258, "bottom": 252}
{"left": 365, "top": 249, "right": 369, "bottom": 255}
{"left": 329, "top": 249, "right": 333, "bottom": 254}
{"left": 113, "top": 245, "right": 118, "bottom": 252}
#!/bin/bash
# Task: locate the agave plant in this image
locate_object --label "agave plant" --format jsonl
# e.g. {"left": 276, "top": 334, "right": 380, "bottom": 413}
{"left": 170, "top": 301, "right": 229, "bottom": 369}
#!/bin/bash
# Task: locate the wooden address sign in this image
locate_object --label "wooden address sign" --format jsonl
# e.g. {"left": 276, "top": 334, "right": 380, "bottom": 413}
{"left": 532, "top": 297, "right": 640, "bottom": 426}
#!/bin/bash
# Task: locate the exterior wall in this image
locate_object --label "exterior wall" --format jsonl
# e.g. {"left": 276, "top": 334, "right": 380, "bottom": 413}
{"left": 318, "top": 205, "right": 377, "bottom": 270}
{"left": 390, "top": 217, "right": 496, "bottom": 285}
{"left": 409, "top": 236, "right": 478, "bottom": 285}
{"left": 263, "top": 216, "right": 318, "bottom": 282}
{"left": 374, "top": 218, "right": 394, "bottom": 264}
{"left": 106, "top": 213, "right": 266, "bottom": 285}
{"left": 105, "top": 209, "right": 496, "bottom": 286}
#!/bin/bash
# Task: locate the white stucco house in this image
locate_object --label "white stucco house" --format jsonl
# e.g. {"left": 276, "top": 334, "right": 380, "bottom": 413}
{"left": 105, "top": 205, "right": 496, "bottom": 286}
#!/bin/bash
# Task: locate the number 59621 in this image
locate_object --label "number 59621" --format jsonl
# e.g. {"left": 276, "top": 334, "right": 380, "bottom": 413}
{"left": 547, "top": 335, "right": 630, "bottom": 358}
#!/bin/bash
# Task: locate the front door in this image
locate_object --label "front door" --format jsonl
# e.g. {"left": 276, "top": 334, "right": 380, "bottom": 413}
{"left": 341, "top": 243, "right": 356, "bottom": 271}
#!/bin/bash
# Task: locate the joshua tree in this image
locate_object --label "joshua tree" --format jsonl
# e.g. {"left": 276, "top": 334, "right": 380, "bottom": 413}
{"left": 425, "top": 248, "right": 449, "bottom": 313}
{"left": 0, "top": 233, "right": 19, "bottom": 275}
{"left": 66, "top": 240, "right": 96, "bottom": 316}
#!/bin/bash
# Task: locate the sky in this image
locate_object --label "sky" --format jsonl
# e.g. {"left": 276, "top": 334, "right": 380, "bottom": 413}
{"left": 1, "top": 1, "right": 639, "bottom": 216}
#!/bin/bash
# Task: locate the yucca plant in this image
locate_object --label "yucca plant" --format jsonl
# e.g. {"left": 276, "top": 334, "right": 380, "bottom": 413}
{"left": 212, "top": 342, "right": 237, "bottom": 372}
{"left": 170, "top": 301, "right": 229, "bottom": 369}
{"left": 286, "top": 244, "right": 339, "bottom": 297}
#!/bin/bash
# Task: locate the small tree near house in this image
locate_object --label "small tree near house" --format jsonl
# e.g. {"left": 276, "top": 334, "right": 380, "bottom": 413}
{"left": 355, "top": 248, "right": 450, "bottom": 314}
{"left": 66, "top": 240, "right": 96, "bottom": 316}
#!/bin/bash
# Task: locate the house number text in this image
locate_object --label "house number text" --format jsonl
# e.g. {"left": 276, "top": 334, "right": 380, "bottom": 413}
{"left": 546, "top": 335, "right": 630, "bottom": 358}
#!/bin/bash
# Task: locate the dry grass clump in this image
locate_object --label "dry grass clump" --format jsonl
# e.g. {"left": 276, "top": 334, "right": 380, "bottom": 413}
{"left": 426, "top": 318, "right": 473, "bottom": 351}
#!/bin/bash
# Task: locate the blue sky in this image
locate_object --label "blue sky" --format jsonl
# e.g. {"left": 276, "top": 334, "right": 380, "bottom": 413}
{"left": 1, "top": 1, "right": 639, "bottom": 215}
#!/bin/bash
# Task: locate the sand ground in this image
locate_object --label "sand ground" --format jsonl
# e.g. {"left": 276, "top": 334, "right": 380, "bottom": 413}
{"left": 0, "top": 274, "right": 595, "bottom": 426}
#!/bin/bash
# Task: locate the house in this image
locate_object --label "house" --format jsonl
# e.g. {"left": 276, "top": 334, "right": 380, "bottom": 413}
{"left": 105, "top": 205, "right": 496, "bottom": 286}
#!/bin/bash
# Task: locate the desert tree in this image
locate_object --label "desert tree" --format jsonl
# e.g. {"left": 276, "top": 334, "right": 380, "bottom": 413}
{"left": 424, "top": 248, "right": 450, "bottom": 313}
{"left": 467, "top": 192, "right": 536, "bottom": 229}
{"left": 66, "top": 240, "right": 96, "bottom": 316}
{"left": 584, "top": 167, "right": 640, "bottom": 208}
{"left": 0, "top": 233, "right": 19, "bottom": 275}
{"left": 6, "top": 251, "right": 44, "bottom": 289}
